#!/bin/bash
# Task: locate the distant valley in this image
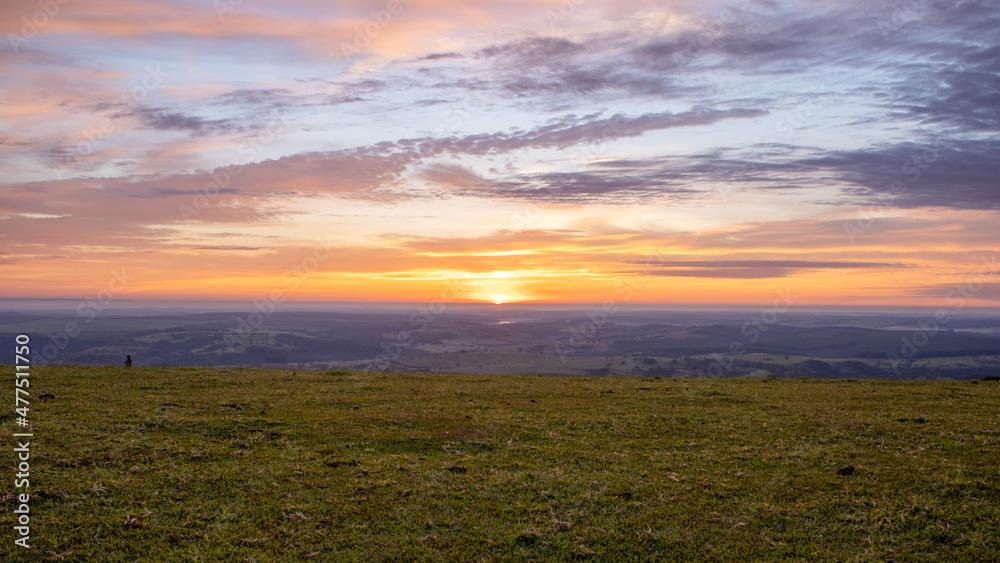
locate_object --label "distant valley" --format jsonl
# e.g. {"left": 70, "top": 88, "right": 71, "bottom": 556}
{"left": 2, "top": 307, "right": 1000, "bottom": 380}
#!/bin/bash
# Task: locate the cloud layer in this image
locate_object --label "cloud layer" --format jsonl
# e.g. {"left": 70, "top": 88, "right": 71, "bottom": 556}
{"left": 1, "top": 0, "right": 999, "bottom": 305}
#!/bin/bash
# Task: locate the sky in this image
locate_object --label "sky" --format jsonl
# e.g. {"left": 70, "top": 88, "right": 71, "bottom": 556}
{"left": 1, "top": 0, "right": 999, "bottom": 307}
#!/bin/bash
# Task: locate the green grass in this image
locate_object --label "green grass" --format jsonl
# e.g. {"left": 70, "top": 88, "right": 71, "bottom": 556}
{"left": 3, "top": 366, "right": 1000, "bottom": 561}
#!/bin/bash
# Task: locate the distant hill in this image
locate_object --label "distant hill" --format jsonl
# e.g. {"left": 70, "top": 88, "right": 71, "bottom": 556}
{"left": 1, "top": 311, "right": 998, "bottom": 379}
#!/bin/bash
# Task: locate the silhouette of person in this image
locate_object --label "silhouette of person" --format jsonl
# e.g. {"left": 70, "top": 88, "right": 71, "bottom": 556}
{"left": 125, "top": 355, "right": 133, "bottom": 367}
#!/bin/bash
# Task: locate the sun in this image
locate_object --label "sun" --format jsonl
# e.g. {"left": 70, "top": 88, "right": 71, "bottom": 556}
{"left": 490, "top": 294, "right": 510, "bottom": 305}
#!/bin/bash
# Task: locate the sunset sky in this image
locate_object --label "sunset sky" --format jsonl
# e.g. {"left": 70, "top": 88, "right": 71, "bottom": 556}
{"left": 1, "top": 0, "right": 998, "bottom": 307}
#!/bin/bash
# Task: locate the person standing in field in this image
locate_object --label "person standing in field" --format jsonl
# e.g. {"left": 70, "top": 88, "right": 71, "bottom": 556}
{"left": 125, "top": 355, "right": 132, "bottom": 367}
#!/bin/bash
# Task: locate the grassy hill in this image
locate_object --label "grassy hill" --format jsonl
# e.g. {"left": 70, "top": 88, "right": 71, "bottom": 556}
{"left": 2, "top": 366, "right": 999, "bottom": 561}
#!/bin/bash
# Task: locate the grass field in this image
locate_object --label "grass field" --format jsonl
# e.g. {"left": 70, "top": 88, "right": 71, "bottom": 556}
{"left": 3, "top": 366, "right": 1000, "bottom": 561}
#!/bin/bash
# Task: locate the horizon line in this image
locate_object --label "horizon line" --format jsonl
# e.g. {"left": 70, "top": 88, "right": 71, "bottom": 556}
{"left": 2, "top": 297, "right": 1000, "bottom": 315}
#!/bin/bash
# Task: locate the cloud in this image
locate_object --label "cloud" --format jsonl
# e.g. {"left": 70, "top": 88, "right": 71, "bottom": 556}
{"left": 418, "top": 163, "right": 494, "bottom": 189}
{"left": 640, "top": 259, "right": 905, "bottom": 279}
{"left": 461, "top": 145, "right": 801, "bottom": 203}
{"left": 325, "top": 96, "right": 366, "bottom": 105}
{"left": 424, "top": 108, "right": 767, "bottom": 156}
{"left": 408, "top": 108, "right": 768, "bottom": 202}
{"left": 414, "top": 99, "right": 450, "bottom": 107}
{"left": 486, "top": 169, "right": 700, "bottom": 203}
{"left": 214, "top": 88, "right": 295, "bottom": 108}
{"left": 647, "top": 260, "right": 904, "bottom": 268}
{"left": 40, "top": 145, "right": 82, "bottom": 169}
{"left": 208, "top": 88, "right": 302, "bottom": 114}
{"left": 467, "top": 35, "right": 694, "bottom": 101}
{"left": 192, "top": 245, "right": 267, "bottom": 251}
{"left": 416, "top": 52, "right": 462, "bottom": 61}
{"left": 127, "top": 107, "right": 242, "bottom": 137}
{"left": 797, "top": 139, "right": 1000, "bottom": 210}
{"left": 0, "top": 104, "right": 787, "bottom": 254}
{"left": 339, "top": 79, "right": 388, "bottom": 94}
{"left": 477, "top": 36, "right": 585, "bottom": 63}
{"left": 898, "top": 43, "right": 1000, "bottom": 132}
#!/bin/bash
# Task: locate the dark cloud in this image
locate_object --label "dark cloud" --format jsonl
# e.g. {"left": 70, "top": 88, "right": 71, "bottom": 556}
{"left": 468, "top": 145, "right": 806, "bottom": 203}
{"left": 414, "top": 99, "right": 450, "bottom": 107}
{"left": 415, "top": 52, "right": 461, "bottom": 61}
{"left": 127, "top": 107, "right": 241, "bottom": 136}
{"left": 476, "top": 37, "right": 584, "bottom": 63}
{"left": 135, "top": 187, "right": 242, "bottom": 198}
{"left": 538, "top": 129, "right": 1000, "bottom": 210}
{"left": 427, "top": 108, "right": 767, "bottom": 155}
{"left": 326, "top": 96, "right": 366, "bottom": 105}
{"left": 642, "top": 260, "right": 905, "bottom": 279}
{"left": 652, "top": 268, "right": 788, "bottom": 278}
{"left": 193, "top": 245, "right": 266, "bottom": 251}
{"left": 501, "top": 69, "right": 674, "bottom": 98}
{"left": 629, "top": 1, "right": 987, "bottom": 74}
{"left": 40, "top": 144, "right": 80, "bottom": 168}
{"left": 797, "top": 138, "right": 1000, "bottom": 210}
{"left": 615, "top": 0, "right": 1000, "bottom": 141}
{"left": 214, "top": 88, "right": 294, "bottom": 107}
{"left": 487, "top": 169, "right": 698, "bottom": 203}
{"left": 898, "top": 43, "right": 1000, "bottom": 131}
{"left": 467, "top": 35, "right": 693, "bottom": 101}
{"left": 648, "top": 260, "right": 903, "bottom": 268}
{"left": 338, "top": 79, "right": 387, "bottom": 94}
{"left": 317, "top": 78, "right": 397, "bottom": 106}
{"left": 627, "top": 5, "right": 859, "bottom": 74}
